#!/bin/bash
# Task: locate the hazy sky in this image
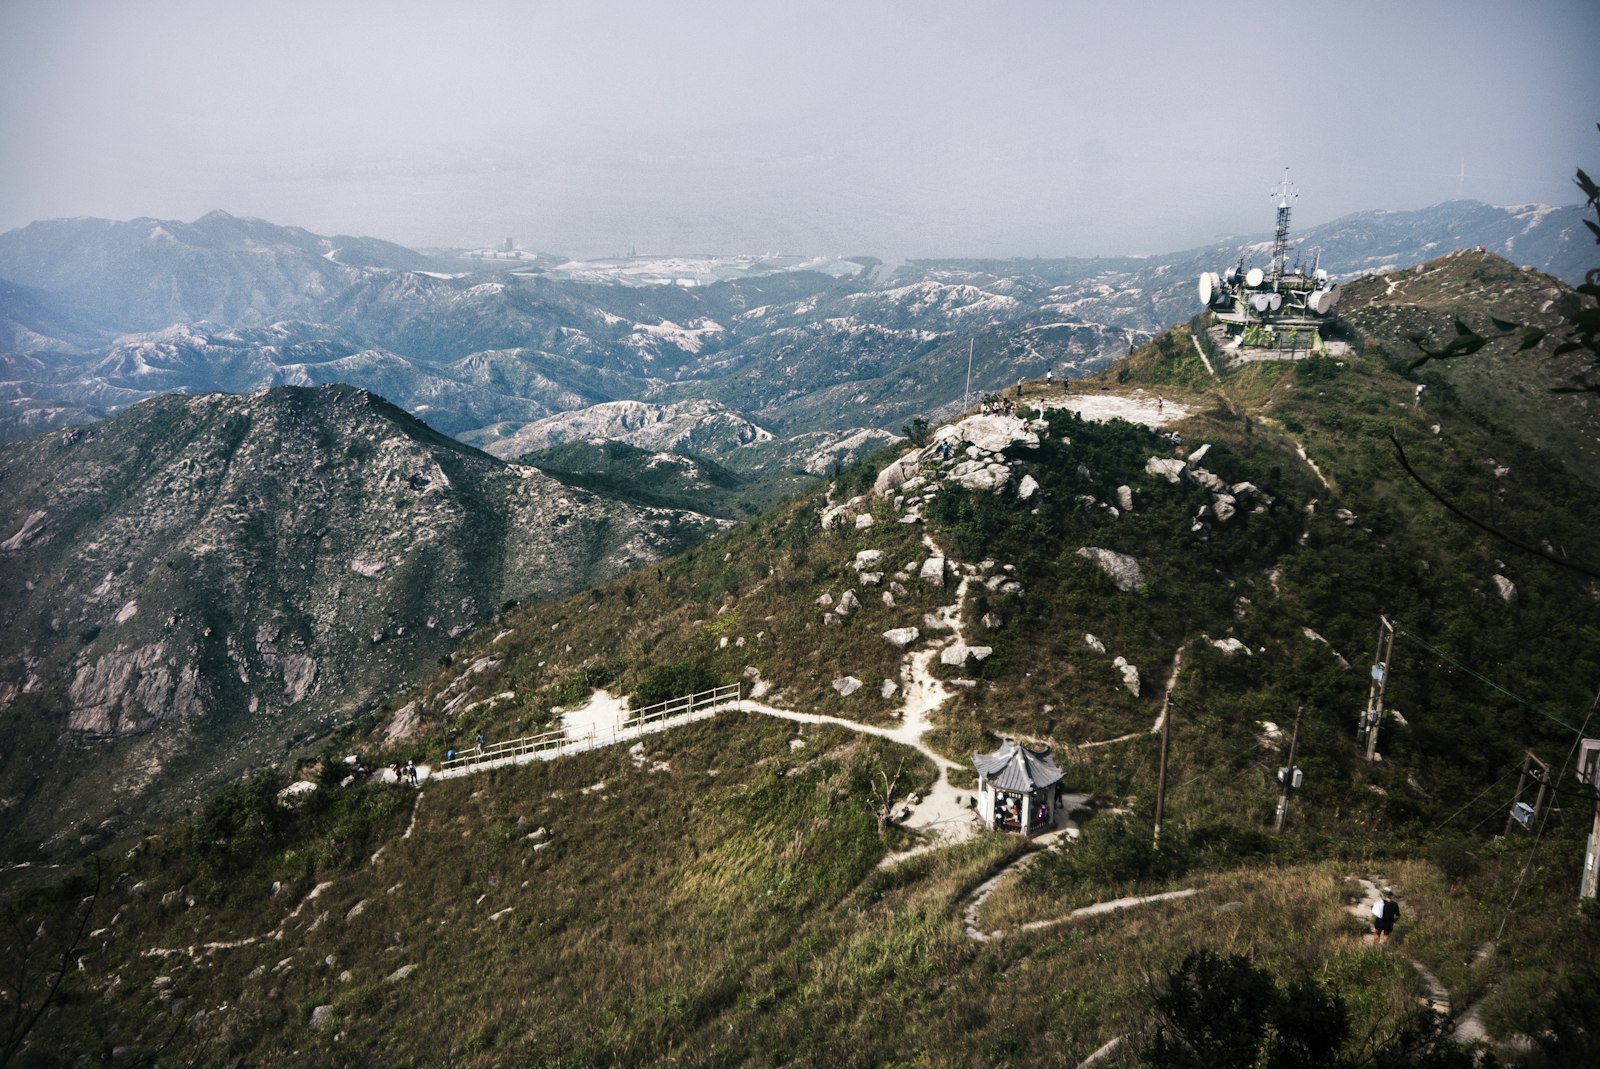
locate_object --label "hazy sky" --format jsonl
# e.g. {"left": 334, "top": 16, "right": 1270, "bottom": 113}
{"left": 2, "top": 0, "right": 1597, "bottom": 259}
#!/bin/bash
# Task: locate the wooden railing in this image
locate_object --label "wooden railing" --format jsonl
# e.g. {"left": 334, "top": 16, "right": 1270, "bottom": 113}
{"left": 439, "top": 683, "right": 742, "bottom": 773}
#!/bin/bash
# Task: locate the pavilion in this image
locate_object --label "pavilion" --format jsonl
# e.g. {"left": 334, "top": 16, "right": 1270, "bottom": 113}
{"left": 973, "top": 739, "right": 1066, "bottom": 836}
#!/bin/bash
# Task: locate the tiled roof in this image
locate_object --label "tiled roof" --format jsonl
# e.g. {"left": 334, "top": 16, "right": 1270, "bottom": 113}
{"left": 972, "top": 739, "right": 1064, "bottom": 794}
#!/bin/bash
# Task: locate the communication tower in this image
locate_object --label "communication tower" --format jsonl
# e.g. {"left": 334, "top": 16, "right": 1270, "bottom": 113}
{"left": 1269, "top": 169, "right": 1298, "bottom": 285}
{"left": 1196, "top": 169, "right": 1340, "bottom": 360}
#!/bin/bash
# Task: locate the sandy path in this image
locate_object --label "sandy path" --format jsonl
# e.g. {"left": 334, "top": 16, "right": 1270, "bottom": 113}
{"left": 1039, "top": 391, "right": 1185, "bottom": 429}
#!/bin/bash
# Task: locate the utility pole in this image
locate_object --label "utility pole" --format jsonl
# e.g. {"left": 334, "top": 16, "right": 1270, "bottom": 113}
{"left": 1504, "top": 749, "right": 1552, "bottom": 837}
{"left": 1274, "top": 706, "right": 1304, "bottom": 834}
{"left": 1153, "top": 689, "right": 1173, "bottom": 845}
{"left": 963, "top": 337, "right": 975, "bottom": 412}
{"left": 1580, "top": 739, "right": 1600, "bottom": 901}
{"left": 1360, "top": 616, "right": 1396, "bottom": 761}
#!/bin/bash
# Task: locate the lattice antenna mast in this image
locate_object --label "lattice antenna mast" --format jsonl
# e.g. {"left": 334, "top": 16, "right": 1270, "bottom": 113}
{"left": 1269, "top": 168, "right": 1298, "bottom": 287}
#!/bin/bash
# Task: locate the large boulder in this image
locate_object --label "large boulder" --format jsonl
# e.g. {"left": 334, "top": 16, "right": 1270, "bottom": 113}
{"left": 943, "top": 414, "right": 1038, "bottom": 453}
{"left": 919, "top": 557, "right": 947, "bottom": 586}
{"left": 1076, "top": 547, "right": 1146, "bottom": 592}
{"left": 948, "top": 460, "right": 1011, "bottom": 493}
{"left": 1145, "top": 457, "right": 1186, "bottom": 483}
{"left": 873, "top": 449, "right": 929, "bottom": 496}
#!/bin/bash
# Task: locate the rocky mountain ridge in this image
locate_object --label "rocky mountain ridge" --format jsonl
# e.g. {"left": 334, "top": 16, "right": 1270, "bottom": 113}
{"left": 0, "top": 384, "right": 724, "bottom": 855}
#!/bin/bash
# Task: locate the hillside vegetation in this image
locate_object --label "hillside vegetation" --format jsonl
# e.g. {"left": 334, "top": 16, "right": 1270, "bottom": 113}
{"left": 4, "top": 252, "right": 1599, "bottom": 1067}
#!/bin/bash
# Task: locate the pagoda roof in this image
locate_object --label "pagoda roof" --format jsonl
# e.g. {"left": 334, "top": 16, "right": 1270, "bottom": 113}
{"left": 972, "top": 739, "right": 1064, "bottom": 794}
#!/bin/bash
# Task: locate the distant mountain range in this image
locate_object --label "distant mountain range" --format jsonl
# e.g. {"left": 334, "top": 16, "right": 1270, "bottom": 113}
{"left": 0, "top": 201, "right": 1589, "bottom": 464}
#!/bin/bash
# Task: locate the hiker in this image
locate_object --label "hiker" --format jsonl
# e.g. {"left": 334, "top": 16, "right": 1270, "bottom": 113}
{"left": 391, "top": 761, "right": 403, "bottom": 784}
{"left": 1371, "top": 888, "right": 1400, "bottom": 944}
{"left": 405, "top": 760, "right": 417, "bottom": 786}
{"left": 1046, "top": 368, "right": 1053, "bottom": 387}
{"left": 446, "top": 748, "right": 456, "bottom": 762}
{"left": 1015, "top": 378, "right": 1024, "bottom": 399}
{"left": 476, "top": 731, "right": 486, "bottom": 751}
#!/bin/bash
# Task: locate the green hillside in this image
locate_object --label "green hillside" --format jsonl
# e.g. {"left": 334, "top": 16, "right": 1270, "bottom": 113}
{"left": 5, "top": 253, "right": 1599, "bottom": 1067}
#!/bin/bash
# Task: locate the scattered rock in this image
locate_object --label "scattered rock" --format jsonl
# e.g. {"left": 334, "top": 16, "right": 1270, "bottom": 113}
{"left": 1084, "top": 634, "right": 1106, "bottom": 654}
{"left": 981, "top": 612, "right": 1004, "bottom": 630}
{"left": 1112, "top": 656, "right": 1141, "bottom": 696}
{"left": 1208, "top": 637, "right": 1249, "bottom": 656}
{"left": 1116, "top": 485, "right": 1134, "bottom": 512}
{"left": 880, "top": 679, "right": 900, "bottom": 699}
{"left": 832, "top": 676, "right": 863, "bottom": 696}
{"left": 1492, "top": 575, "right": 1517, "bottom": 603}
{"left": 837, "top": 589, "right": 861, "bottom": 616}
{"left": 882, "top": 627, "right": 921, "bottom": 649}
{"left": 310, "top": 1005, "right": 334, "bottom": 1029}
{"left": 345, "top": 900, "right": 367, "bottom": 921}
{"left": 1018, "top": 474, "right": 1040, "bottom": 500}
{"left": 854, "top": 550, "right": 884, "bottom": 571}
{"left": 277, "top": 780, "right": 319, "bottom": 806}
{"left": 385, "top": 965, "right": 417, "bottom": 983}
{"left": 919, "top": 556, "right": 947, "bottom": 587}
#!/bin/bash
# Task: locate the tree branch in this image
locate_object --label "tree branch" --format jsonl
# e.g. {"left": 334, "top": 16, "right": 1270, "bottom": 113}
{"left": 1388, "top": 433, "right": 1600, "bottom": 580}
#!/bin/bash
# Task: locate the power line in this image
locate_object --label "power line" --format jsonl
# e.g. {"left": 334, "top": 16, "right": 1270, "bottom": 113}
{"left": 1391, "top": 624, "right": 1584, "bottom": 736}
{"left": 1432, "top": 762, "right": 1522, "bottom": 834}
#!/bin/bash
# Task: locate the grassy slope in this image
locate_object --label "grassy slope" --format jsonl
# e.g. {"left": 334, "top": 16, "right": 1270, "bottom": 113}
{"left": 9, "top": 254, "right": 1600, "bottom": 1065}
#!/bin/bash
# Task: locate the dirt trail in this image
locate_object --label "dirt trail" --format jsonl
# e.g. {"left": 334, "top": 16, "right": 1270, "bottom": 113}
{"left": 1346, "top": 874, "right": 1495, "bottom": 1042}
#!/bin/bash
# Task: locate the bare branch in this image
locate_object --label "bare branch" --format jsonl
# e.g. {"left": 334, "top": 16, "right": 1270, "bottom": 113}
{"left": 1388, "top": 433, "right": 1600, "bottom": 580}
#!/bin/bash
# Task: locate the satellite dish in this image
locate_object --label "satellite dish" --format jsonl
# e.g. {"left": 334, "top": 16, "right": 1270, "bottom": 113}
{"left": 1267, "top": 292, "right": 1283, "bottom": 312}
{"left": 1306, "top": 291, "right": 1325, "bottom": 314}
{"left": 1245, "top": 267, "right": 1264, "bottom": 288}
{"left": 1320, "top": 285, "right": 1342, "bottom": 312}
{"left": 1250, "top": 293, "right": 1271, "bottom": 312}
{"left": 1198, "top": 272, "right": 1213, "bottom": 306}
